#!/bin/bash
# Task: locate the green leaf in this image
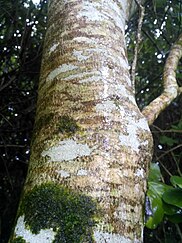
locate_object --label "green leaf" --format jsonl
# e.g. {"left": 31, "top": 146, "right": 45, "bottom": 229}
{"left": 167, "top": 213, "right": 182, "bottom": 224}
{"left": 148, "top": 163, "right": 162, "bottom": 182}
{"left": 170, "top": 176, "right": 182, "bottom": 188}
{"left": 148, "top": 181, "right": 172, "bottom": 197}
{"left": 171, "top": 120, "right": 182, "bottom": 131}
{"left": 146, "top": 181, "right": 173, "bottom": 229}
{"left": 159, "top": 135, "right": 178, "bottom": 146}
{"left": 176, "top": 73, "right": 182, "bottom": 80}
{"left": 146, "top": 189, "right": 164, "bottom": 229}
{"left": 163, "top": 202, "right": 181, "bottom": 215}
{"left": 162, "top": 188, "right": 182, "bottom": 208}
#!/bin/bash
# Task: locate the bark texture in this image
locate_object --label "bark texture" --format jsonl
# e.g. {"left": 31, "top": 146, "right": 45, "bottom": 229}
{"left": 11, "top": 1, "right": 153, "bottom": 242}
{"left": 142, "top": 33, "right": 182, "bottom": 125}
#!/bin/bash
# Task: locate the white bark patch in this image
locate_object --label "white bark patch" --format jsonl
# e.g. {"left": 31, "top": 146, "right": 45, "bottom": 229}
{"left": 73, "top": 36, "right": 97, "bottom": 45}
{"left": 117, "top": 55, "right": 129, "bottom": 70}
{"left": 49, "top": 43, "right": 59, "bottom": 54}
{"left": 165, "top": 84, "right": 178, "bottom": 97}
{"left": 63, "top": 71, "right": 101, "bottom": 83}
{"left": 119, "top": 118, "right": 149, "bottom": 152}
{"left": 117, "top": 84, "right": 136, "bottom": 104}
{"left": 79, "top": 74, "right": 101, "bottom": 83}
{"left": 100, "top": 66, "right": 110, "bottom": 78}
{"left": 56, "top": 170, "right": 70, "bottom": 178}
{"left": 136, "top": 118, "right": 151, "bottom": 131}
{"left": 107, "top": 0, "right": 126, "bottom": 32}
{"left": 15, "top": 216, "right": 56, "bottom": 243}
{"left": 119, "top": 127, "right": 140, "bottom": 152}
{"left": 135, "top": 168, "right": 145, "bottom": 178}
{"left": 77, "top": 1, "right": 125, "bottom": 33}
{"left": 114, "top": 203, "right": 141, "bottom": 222}
{"left": 87, "top": 47, "right": 128, "bottom": 71}
{"left": 41, "top": 139, "right": 92, "bottom": 162}
{"left": 46, "top": 64, "right": 78, "bottom": 82}
{"left": 94, "top": 230, "right": 135, "bottom": 243}
{"left": 77, "top": 169, "right": 88, "bottom": 176}
{"left": 72, "top": 49, "right": 90, "bottom": 61}
{"left": 123, "top": 74, "right": 132, "bottom": 86}
{"left": 95, "top": 100, "right": 117, "bottom": 113}
{"left": 77, "top": 3, "right": 105, "bottom": 22}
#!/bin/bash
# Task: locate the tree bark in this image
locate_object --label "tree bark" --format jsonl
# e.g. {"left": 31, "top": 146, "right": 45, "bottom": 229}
{"left": 10, "top": 1, "right": 153, "bottom": 242}
{"left": 142, "top": 33, "right": 182, "bottom": 125}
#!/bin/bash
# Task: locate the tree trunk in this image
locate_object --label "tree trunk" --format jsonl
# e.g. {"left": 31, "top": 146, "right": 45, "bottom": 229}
{"left": 10, "top": 0, "right": 153, "bottom": 242}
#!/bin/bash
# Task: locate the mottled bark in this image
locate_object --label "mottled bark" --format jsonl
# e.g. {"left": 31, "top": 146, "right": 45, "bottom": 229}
{"left": 142, "top": 33, "right": 182, "bottom": 125}
{"left": 10, "top": 1, "right": 153, "bottom": 242}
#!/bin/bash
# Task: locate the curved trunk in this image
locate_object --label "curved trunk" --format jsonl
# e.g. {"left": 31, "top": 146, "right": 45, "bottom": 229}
{"left": 11, "top": 0, "right": 153, "bottom": 242}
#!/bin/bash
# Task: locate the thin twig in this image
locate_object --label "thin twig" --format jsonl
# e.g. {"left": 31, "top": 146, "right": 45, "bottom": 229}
{"left": 156, "top": 144, "right": 182, "bottom": 160}
{"left": 0, "top": 145, "right": 26, "bottom": 148}
{"left": 175, "top": 224, "right": 182, "bottom": 242}
{"left": 142, "top": 29, "right": 163, "bottom": 55}
{"left": 171, "top": 151, "right": 182, "bottom": 176}
{"left": 158, "top": 160, "right": 172, "bottom": 177}
{"left": 151, "top": 124, "right": 182, "bottom": 133}
{"left": 131, "top": 0, "right": 145, "bottom": 89}
{"left": 0, "top": 76, "right": 16, "bottom": 92}
{"left": 142, "top": 34, "right": 182, "bottom": 125}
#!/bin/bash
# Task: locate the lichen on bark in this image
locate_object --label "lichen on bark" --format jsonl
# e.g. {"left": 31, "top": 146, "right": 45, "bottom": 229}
{"left": 11, "top": 1, "right": 154, "bottom": 242}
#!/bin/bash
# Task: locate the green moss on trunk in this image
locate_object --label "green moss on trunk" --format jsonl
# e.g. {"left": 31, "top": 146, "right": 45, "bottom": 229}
{"left": 57, "top": 115, "right": 80, "bottom": 135}
{"left": 19, "top": 182, "right": 99, "bottom": 243}
{"left": 11, "top": 237, "right": 26, "bottom": 243}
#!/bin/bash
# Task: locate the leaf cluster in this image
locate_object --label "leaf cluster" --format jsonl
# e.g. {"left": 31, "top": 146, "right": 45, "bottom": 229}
{"left": 146, "top": 163, "right": 182, "bottom": 229}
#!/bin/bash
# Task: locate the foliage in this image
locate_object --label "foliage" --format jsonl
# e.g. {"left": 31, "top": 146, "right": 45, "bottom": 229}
{"left": 127, "top": 0, "right": 182, "bottom": 241}
{"left": 146, "top": 163, "right": 182, "bottom": 229}
{"left": 11, "top": 236, "right": 26, "bottom": 243}
{"left": 144, "top": 117, "right": 182, "bottom": 242}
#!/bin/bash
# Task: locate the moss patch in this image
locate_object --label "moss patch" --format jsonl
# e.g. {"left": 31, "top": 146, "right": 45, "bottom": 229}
{"left": 57, "top": 115, "right": 79, "bottom": 135}
{"left": 20, "top": 183, "right": 98, "bottom": 243}
{"left": 31, "top": 113, "right": 55, "bottom": 143}
{"left": 34, "top": 113, "right": 54, "bottom": 133}
{"left": 11, "top": 236, "right": 26, "bottom": 243}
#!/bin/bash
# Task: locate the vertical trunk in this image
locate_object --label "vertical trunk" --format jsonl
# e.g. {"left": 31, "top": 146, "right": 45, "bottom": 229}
{"left": 11, "top": 0, "right": 153, "bottom": 242}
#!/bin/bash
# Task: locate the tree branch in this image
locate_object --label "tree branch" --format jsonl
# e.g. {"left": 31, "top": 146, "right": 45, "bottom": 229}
{"left": 131, "top": 0, "right": 145, "bottom": 89}
{"left": 142, "top": 33, "right": 182, "bottom": 125}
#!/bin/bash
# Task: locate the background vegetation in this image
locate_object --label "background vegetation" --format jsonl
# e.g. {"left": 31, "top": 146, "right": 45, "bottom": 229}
{"left": 0, "top": 0, "right": 181, "bottom": 242}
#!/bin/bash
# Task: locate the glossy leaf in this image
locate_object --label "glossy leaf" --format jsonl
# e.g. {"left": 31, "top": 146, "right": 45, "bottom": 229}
{"left": 170, "top": 176, "right": 182, "bottom": 188}
{"left": 148, "top": 181, "right": 172, "bottom": 197}
{"left": 146, "top": 181, "right": 173, "bottom": 229}
{"left": 163, "top": 202, "right": 181, "bottom": 215}
{"left": 146, "top": 189, "right": 164, "bottom": 229}
{"left": 162, "top": 188, "right": 182, "bottom": 208}
{"left": 148, "top": 163, "right": 162, "bottom": 182}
